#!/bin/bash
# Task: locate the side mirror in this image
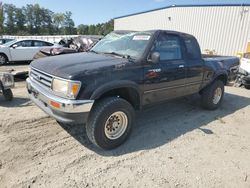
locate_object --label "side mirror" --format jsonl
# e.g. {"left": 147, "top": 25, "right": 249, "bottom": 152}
{"left": 12, "top": 44, "right": 18, "bottom": 49}
{"left": 151, "top": 52, "right": 160, "bottom": 64}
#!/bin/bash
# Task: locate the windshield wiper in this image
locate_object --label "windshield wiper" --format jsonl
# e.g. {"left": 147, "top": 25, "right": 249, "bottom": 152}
{"left": 89, "top": 49, "right": 98, "bottom": 54}
{"left": 103, "top": 52, "right": 135, "bottom": 61}
{"left": 103, "top": 52, "right": 124, "bottom": 57}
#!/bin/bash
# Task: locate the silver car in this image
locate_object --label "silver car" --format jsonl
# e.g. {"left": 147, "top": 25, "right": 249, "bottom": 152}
{"left": 0, "top": 39, "right": 58, "bottom": 64}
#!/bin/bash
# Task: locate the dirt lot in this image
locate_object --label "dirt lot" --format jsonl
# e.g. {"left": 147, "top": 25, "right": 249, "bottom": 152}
{"left": 0, "top": 81, "right": 250, "bottom": 188}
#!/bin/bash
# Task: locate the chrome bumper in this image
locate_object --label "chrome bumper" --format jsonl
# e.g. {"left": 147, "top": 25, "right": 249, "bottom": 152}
{"left": 26, "top": 78, "right": 94, "bottom": 123}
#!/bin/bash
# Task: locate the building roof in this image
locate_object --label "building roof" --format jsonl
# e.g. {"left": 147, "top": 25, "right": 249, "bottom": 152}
{"left": 114, "top": 4, "right": 250, "bottom": 19}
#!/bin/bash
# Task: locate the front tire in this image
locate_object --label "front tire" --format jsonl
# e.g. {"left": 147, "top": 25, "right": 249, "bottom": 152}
{"left": 200, "top": 80, "right": 224, "bottom": 110}
{"left": 3, "top": 89, "right": 13, "bottom": 101}
{"left": 86, "top": 97, "right": 135, "bottom": 150}
{"left": 0, "top": 54, "right": 8, "bottom": 65}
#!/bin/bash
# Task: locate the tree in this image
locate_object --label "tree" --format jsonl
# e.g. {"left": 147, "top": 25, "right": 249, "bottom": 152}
{"left": 41, "top": 8, "right": 54, "bottom": 34}
{"left": 4, "top": 4, "right": 16, "bottom": 34}
{"left": 1, "top": 3, "right": 114, "bottom": 36}
{"left": 63, "top": 11, "right": 75, "bottom": 34}
{"left": 88, "top": 24, "right": 95, "bottom": 35}
{"left": 15, "top": 7, "right": 26, "bottom": 32}
{"left": 25, "top": 4, "right": 35, "bottom": 34}
{"left": 0, "top": 2, "right": 4, "bottom": 34}
{"left": 53, "top": 13, "right": 65, "bottom": 34}
{"left": 77, "top": 24, "right": 88, "bottom": 35}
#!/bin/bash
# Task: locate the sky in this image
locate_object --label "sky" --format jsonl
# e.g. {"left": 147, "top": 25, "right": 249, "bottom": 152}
{"left": 2, "top": 0, "right": 250, "bottom": 26}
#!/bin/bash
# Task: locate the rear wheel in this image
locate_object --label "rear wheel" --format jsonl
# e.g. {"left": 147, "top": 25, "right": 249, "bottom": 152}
{"left": 200, "top": 80, "right": 224, "bottom": 110}
{"left": 245, "top": 85, "right": 250, "bottom": 90}
{"left": 3, "top": 89, "right": 13, "bottom": 101}
{"left": 86, "top": 97, "right": 135, "bottom": 150}
{"left": 0, "top": 54, "right": 8, "bottom": 65}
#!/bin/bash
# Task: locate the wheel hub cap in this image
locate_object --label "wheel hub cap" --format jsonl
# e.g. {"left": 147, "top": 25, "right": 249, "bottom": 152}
{"left": 104, "top": 111, "right": 128, "bottom": 140}
{"left": 213, "top": 87, "right": 222, "bottom": 104}
{"left": 0, "top": 56, "right": 6, "bottom": 64}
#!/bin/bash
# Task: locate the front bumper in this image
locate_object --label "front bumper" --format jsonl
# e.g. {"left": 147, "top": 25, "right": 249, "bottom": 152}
{"left": 26, "top": 78, "right": 94, "bottom": 124}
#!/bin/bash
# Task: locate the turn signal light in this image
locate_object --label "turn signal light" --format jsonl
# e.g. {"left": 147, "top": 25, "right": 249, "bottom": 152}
{"left": 50, "top": 101, "right": 61, "bottom": 109}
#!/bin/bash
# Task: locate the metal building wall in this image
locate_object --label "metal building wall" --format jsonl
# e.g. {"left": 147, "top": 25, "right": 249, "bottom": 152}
{"left": 114, "top": 6, "right": 250, "bottom": 56}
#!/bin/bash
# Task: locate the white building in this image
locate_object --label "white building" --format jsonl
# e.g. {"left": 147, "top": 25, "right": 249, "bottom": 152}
{"left": 114, "top": 4, "right": 250, "bottom": 56}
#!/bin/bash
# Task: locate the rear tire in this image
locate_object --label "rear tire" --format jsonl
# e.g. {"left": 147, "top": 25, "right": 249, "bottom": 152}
{"left": 3, "top": 89, "right": 13, "bottom": 101}
{"left": 86, "top": 97, "right": 135, "bottom": 150}
{"left": 245, "top": 85, "right": 250, "bottom": 90}
{"left": 200, "top": 80, "right": 224, "bottom": 110}
{"left": 0, "top": 54, "right": 8, "bottom": 65}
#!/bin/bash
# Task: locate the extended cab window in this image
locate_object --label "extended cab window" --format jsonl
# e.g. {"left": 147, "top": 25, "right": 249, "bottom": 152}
{"left": 184, "top": 37, "right": 201, "bottom": 60}
{"left": 153, "top": 34, "right": 182, "bottom": 61}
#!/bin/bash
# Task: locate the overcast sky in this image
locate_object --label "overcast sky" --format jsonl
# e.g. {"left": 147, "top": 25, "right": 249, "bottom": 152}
{"left": 2, "top": 0, "right": 250, "bottom": 25}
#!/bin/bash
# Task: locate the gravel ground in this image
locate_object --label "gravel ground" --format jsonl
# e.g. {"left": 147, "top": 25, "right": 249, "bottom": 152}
{"left": 0, "top": 81, "right": 250, "bottom": 188}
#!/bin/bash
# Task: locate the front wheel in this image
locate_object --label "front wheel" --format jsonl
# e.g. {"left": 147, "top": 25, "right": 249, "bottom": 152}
{"left": 200, "top": 80, "right": 224, "bottom": 110}
{"left": 86, "top": 97, "right": 135, "bottom": 150}
{"left": 3, "top": 89, "right": 13, "bottom": 101}
{"left": 0, "top": 54, "right": 8, "bottom": 65}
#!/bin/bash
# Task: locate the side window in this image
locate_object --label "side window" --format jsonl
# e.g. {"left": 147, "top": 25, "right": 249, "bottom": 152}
{"left": 45, "top": 42, "right": 54, "bottom": 46}
{"left": 14, "top": 40, "right": 32, "bottom": 47}
{"left": 33, "top": 41, "right": 44, "bottom": 47}
{"left": 184, "top": 37, "right": 201, "bottom": 60}
{"left": 34, "top": 41, "right": 53, "bottom": 47}
{"left": 153, "top": 34, "right": 182, "bottom": 61}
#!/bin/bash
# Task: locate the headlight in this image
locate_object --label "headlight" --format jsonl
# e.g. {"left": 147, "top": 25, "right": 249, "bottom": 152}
{"left": 0, "top": 73, "right": 14, "bottom": 88}
{"left": 52, "top": 78, "right": 81, "bottom": 99}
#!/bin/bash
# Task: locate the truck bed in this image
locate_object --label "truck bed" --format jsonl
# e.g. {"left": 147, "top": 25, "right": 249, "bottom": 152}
{"left": 202, "top": 54, "right": 239, "bottom": 81}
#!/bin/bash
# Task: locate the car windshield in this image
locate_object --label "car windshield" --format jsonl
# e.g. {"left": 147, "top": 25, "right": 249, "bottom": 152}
{"left": 91, "top": 31, "right": 152, "bottom": 59}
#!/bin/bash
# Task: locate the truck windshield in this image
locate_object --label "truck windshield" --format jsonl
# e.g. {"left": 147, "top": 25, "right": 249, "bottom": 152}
{"left": 91, "top": 31, "right": 152, "bottom": 59}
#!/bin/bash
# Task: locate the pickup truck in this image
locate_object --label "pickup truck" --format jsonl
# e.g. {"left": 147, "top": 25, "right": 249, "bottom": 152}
{"left": 27, "top": 30, "right": 239, "bottom": 149}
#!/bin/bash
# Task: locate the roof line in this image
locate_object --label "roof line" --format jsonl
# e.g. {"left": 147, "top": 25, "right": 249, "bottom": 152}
{"left": 114, "top": 4, "right": 250, "bottom": 19}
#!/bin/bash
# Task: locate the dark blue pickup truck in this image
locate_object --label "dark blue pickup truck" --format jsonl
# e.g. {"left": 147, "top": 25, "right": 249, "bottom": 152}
{"left": 27, "top": 30, "right": 239, "bottom": 149}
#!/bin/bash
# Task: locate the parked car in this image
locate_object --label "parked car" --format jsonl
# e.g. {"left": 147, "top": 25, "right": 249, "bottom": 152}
{"left": 0, "top": 39, "right": 58, "bottom": 64}
{"left": 33, "top": 36, "right": 102, "bottom": 60}
{"left": 0, "top": 38, "right": 14, "bottom": 45}
{"left": 33, "top": 47, "right": 78, "bottom": 60}
{"left": 0, "top": 72, "right": 14, "bottom": 101}
{"left": 27, "top": 30, "right": 239, "bottom": 149}
{"left": 235, "top": 52, "right": 250, "bottom": 89}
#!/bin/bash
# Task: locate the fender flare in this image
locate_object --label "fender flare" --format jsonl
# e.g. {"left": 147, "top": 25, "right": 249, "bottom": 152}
{"left": 212, "top": 70, "right": 228, "bottom": 85}
{"left": 90, "top": 80, "right": 141, "bottom": 100}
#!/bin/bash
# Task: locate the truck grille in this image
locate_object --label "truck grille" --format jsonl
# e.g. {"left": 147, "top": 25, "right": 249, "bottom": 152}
{"left": 30, "top": 68, "right": 53, "bottom": 88}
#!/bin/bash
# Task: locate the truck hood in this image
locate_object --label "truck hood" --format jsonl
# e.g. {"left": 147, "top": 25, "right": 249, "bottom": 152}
{"left": 31, "top": 52, "right": 129, "bottom": 79}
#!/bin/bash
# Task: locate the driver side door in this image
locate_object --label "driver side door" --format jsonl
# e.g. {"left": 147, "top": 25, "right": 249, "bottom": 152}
{"left": 143, "top": 32, "right": 187, "bottom": 105}
{"left": 9, "top": 40, "right": 34, "bottom": 61}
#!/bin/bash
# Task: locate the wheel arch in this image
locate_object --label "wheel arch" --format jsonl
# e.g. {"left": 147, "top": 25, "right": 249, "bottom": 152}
{"left": 90, "top": 81, "right": 142, "bottom": 110}
{"left": 0, "top": 52, "right": 9, "bottom": 62}
{"left": 200, "top": 73, "right": 227, "bottom": 94}
{"left": 215, "top": 73, "right": 228, "bottom": 85}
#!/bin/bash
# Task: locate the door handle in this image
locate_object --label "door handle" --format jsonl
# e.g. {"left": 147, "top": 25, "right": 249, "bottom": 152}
{"left": 178, "top": 65, "right": 185, "bottom": 68}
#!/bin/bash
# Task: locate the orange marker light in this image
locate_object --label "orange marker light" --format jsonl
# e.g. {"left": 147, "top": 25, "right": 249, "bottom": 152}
{"left": 50, "top": 101, "right": 61, "bottom": 109}
{"left": 71, "top": 84, "right": 80, "bottom": 97}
